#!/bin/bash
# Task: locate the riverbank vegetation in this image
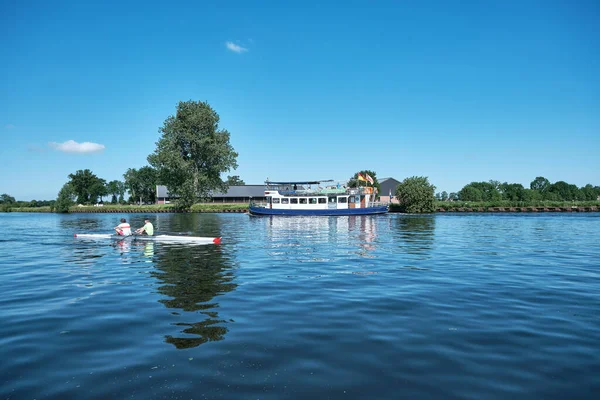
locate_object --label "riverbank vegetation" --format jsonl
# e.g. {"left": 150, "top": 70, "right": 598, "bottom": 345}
{"left": 395, "top": 176, "right": 436, "bottom": 213}
{"left": 4, "top": 203, "right": 249, "bottom": 213}
{"left": 433, "top": 200, "right": 600, "bottom": 211}
{"left": 436, "top": 177, "right": 600, "bottom": 203}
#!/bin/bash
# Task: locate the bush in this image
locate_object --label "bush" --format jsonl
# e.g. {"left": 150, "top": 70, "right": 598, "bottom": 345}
{"left": 395, "top": 176, "right": 436, "bottom": 213}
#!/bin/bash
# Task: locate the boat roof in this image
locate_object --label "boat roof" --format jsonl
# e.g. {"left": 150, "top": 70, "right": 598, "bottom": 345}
{"left": 266, "top": 180, "right": 334, "bottom": 185}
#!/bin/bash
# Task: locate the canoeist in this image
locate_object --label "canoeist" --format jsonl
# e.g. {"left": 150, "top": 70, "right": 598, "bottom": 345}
{"left": 135, "top": 219, "right": 154, "bottom": 236}
{"left": 114, "top": 218, "right": 132, "bottom": 236}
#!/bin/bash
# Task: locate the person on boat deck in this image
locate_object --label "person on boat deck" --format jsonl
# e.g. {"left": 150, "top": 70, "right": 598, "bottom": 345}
{"left": 114, "top": 218, "right": 132, "bottom": 236}
{"left": 135, "top": 219, "right": 154, "bottom": 236}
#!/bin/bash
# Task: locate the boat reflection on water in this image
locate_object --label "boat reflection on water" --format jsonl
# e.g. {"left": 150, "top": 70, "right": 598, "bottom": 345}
{"left": 349, "top": 215, "right": 378, "bottom": 254}
{"left": 264, "top": 215, "right": 380, "bottom": 259}
{"left": 112, "top": 236, "right": 131, "bottom": 254}
{"left": 143, "top": 241, "right": 154, "bottom": 260}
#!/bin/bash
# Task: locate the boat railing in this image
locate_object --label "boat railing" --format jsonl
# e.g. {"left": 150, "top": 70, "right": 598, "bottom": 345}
{"left": 271, "top": 188, "right": 381, "bottom": 196}
{"left": 369, "top": 201, "right": 389, "bottom": 208}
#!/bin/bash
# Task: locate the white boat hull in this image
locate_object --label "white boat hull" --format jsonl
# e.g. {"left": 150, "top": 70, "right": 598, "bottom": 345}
{"left": 74, "top": 234, "right": 222, "bottom": 245}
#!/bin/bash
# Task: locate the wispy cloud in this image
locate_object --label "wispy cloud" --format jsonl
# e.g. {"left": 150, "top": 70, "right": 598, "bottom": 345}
{"left": 226, "top": 41, "right": 248, "bottom": 53}
{"left": 49, "top": 140, "right": 105, "bottom": 154}
{"left": 5, "top": 124, "right": 15, "bottom": 129}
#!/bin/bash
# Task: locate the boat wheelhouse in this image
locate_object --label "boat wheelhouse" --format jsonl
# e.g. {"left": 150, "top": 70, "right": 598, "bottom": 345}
{"left": 248, "top": 180, "right": 389, "bottom": 216}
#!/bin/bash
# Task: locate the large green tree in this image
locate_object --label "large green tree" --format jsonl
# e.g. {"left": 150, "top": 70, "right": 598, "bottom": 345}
{"left": 89, "top": 178, "right": 108, "bottom": 203}
{"left": 226, "top": 175, "right": 245, "bottom": 185}
{"left": 458, "top": 186, "right": 483, "bottom": 201}
{"left": 547, "top": 181, "right": 580, "bottom": 201}
{"left": 67, "top": 169, "right": 105, "bottom": 204}
{"left": 0, "top": 194, "right": 16, "bottom": 212}
{"left": 530, "top": 177, "right": 550, "bottom": 192}
{"left": 148, "top": 100, "right": 239, "bottom": 208}
{"left": 0, "top": 194, "right": 16, "bottom": 204}
{"left": 395, "top": 176, "right": 436, "bottom": 213}
{"left": 124, "top": 166, "right": 158, "bottom": 205}
{"left": 580, "top": 184, "right": 600, "bottom": 201}
{"left": 55, "top": 183, "right": 75, "bottom": 213}
{"left": 106, "top": 180, "right": 126, "bottom": 204}
{"left": 459, "top": 181, "right": 501, "bottom": 201}
{"left": 500, "top": 182, "right": 526, "bottom": 201}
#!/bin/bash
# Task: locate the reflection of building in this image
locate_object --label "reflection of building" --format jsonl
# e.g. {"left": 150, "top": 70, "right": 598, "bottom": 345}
{"left": 156, "top": 185, "right": 267, "bottom": 204}
{"left": 379, "top": 178, "right": 401, "bottom": 203}
{"left": 266, "top": 215, "right": 335, "bottom": 236}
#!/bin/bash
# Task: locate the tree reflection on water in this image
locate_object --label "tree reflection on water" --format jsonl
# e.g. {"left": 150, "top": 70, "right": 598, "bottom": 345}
{"left": 394, "top": 215, "right": 436, "bottom": 257}
{"left": 151, "top": 243, "right": 237, "bottom": 349}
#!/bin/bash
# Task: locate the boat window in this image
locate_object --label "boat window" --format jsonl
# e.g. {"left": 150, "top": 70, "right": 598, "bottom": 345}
{"left": 338, "top": 197, "right": 347, "bottom": 203}
{"left": 272, "top": 198, "right": 280, "bottom": 204}
{"left": 290, "top": 198, "right": 298, "bottom": 204}
{"left": 318, "top": 198, "right": 326, "bottom": 204}
{"left": 299, "top": 198, "right": 307, "bottom": 204}
{"left": 281, "top": 198, "right": 289, "bottom": 204}
{"left": 329, "top": 197, "right": 336, "bottom": 203}
{"left": 349, "top": 196, "right": 355, "bottom": 203}
{"left": 309, "top": 198, "right": 317, "bottom": 204}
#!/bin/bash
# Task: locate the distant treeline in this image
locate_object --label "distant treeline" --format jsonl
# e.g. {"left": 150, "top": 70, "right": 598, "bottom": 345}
{"left": 0, "top": 194, "right": 55, "bottom": 211}
{"left": 436, "top": 177, "right": 600, "bottom": 202}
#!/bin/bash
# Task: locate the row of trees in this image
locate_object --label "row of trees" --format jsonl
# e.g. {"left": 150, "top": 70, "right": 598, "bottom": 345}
{"left": 1, "top": 191, "right": 69, "bottom": 212}
{"left": 1, "top": 193, "right": 55, "bottom": 211}
{"left": 438, "top": 177, "right": 600, "bottom": 202}
{"left": 55, "top": 167, "right": 161, "bottom": 212}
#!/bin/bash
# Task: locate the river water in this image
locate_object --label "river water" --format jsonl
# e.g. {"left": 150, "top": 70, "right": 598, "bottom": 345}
{"left": 0, "top": 212, "right": 598, "bottom": 399}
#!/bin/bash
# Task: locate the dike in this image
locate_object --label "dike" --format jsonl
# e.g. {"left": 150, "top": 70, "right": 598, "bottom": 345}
{"left": 67, "top": 208, "right": 249, "bottom": 213}
{"left": 435, "top": 206, "right": 598, "bottom": 213}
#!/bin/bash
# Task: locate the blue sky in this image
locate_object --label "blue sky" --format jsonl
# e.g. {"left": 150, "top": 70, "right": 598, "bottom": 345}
{"left": 1, "top": 0, "right": 598, "bottom": 201}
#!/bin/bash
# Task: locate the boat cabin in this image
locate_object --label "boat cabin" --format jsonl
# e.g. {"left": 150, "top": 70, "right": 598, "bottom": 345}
{"left": 260, "top": 181, "right": 376, "bottom": 211}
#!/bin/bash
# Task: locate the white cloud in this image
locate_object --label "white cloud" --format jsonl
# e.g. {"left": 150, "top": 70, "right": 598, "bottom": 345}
{"left": 226, "top": 41, "right": 248, "bottom": 53}
{"left": 49, "top": 140, "right": 105, "bottom": 154}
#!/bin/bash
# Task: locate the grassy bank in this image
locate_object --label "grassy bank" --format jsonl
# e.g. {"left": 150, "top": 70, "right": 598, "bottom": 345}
{"left": 388, "top": 200, "right": 600, "bottom": 212}
{"left": 433, "top": 200, "right": 600, "bottom": 211}
{"left": 3, "top": 203, "right": 250, "bottom": 213}
{"left": 6, "top": 206, "right": 54, "bottom": 212}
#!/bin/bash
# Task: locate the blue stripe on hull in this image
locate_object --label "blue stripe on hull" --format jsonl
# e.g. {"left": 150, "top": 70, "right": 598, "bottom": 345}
{"left": 248, "top": 206, "right": 388, "bottom": 216}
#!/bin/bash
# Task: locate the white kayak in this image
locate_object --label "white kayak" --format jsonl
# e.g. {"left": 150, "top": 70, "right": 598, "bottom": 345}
{"left": 74, "top": 233, "right": 222, "bottom": 245}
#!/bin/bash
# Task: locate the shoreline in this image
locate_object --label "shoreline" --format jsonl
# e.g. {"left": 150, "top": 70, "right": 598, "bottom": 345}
{"left": 435, "top": 206, "right": 598, "bottom": 213}
{"left": 3, "top": 206, "right": 598, "bottom": 214}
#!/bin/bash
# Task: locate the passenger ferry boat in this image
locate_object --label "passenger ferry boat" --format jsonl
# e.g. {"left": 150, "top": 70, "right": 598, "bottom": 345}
{"left": 248, "top": 180, "right": 389, "bottom": 216}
